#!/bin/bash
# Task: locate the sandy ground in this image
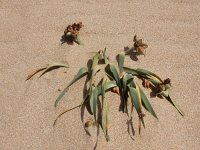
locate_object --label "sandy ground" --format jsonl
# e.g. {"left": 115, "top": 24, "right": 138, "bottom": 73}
{"left": 0, "top": 0, "right": 200, "bottom": 149}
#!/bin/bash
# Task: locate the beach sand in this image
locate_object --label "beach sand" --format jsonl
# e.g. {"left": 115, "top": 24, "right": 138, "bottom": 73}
{"left": 0, "top": 0, "right": 200, "bottom": 149}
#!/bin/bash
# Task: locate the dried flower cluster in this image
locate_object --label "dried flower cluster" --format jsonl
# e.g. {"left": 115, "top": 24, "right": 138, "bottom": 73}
{"left": 64, "top": 22, "right": 83, "bottom": 38}
{"left": 133, "top": 35, "right": 148, "bottom": 55}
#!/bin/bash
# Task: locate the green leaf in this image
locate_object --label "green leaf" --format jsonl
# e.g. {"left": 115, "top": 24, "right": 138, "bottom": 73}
{"left": 39, "top": 62, "right": 69, "bottom": 77}
{"left": 135, "top": 68, "right": 163, "bottom": 83}
{"left": 128, "top": 86, "right": 141, "bottom": 115}
{"left": 163, "top": 95, "right": 184, "bottom": 116}
{"left": 91, "top": 66, "right": 100, "bottom": 77}
{"left": 123, "top": 67, "right": 138, "bottom": 76}
{"left": 105, "top": 72, "right": 114, "bottom": 80}
{"left": 89, "top": 87, "right": 94, "bottom": 114}
{"left": 122, "top": 74, "right": 133, "bottom": 96}
{"left": 91, "top": 52, "right": 100, "bottom": 70}
{"left": 26, "top": 62, "right": 69, "bottom": 80}
{"left": 101, "top": 119, "right": 107, "bottom": 140}
{"left": 92, "top": 87, "right": 98, "bottom": 121}
{"left": 118, "top": 52, "right": 125, "bottom": 73}
{"left": 103, "top": 48, "right": 109, "bottom": 64}
{"left": 104, "top": 81, "right": 117, "bottom": 91}
{"left": 129, "top": 86, "right": 145, "bottom": 130}
{"left": 145, "top": 75, "right": 162, "bottom": 86}
{"left": 97, "top": 81, "right": 117, "bottom": 96}
{"left": 105, "top": 101, "right": 110, "bottom": 141}
{"left": 106, "top": 64, "right": 120, "bottom": 86}
{"left": 135, "top": 84, "right": 142, "bottom": 110}
{"left": 101, "top": 100, "right": 110, "bottom": 142}
{"left": 122, "top": 74, "right": 128, "bottom": 92}
{"left": 54, "top": 67, "right": 88, "bottom": 107}
{"left": 138, "top": 86, "right": 158, "bottom": 119}
{"left": 26, "top": 67, "right": 46, "bottom": 80}
{"left": 102, "top": 79, "right": 106, "bottom": 103}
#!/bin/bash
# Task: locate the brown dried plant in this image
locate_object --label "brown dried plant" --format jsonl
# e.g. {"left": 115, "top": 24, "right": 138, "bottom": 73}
{"left": 62, "top": 22, "right": 83, "bottom": 45}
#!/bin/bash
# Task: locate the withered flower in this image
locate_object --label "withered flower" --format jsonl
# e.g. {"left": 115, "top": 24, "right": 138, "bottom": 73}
{"left": 155, "top": 78, "right": 172, "bottom": 97}
{"left": 133, "top": 35, "right": 148, "bottom": 56}
{"left": 64, "top": 22, "right": 83, "bottom": 37}
{"left": 63, "top": 22, "right": 83, "bottom": 45}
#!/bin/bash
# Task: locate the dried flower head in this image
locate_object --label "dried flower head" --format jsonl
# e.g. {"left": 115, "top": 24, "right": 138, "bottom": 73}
{"left": 133, "top": 35, "right": 148, "bottom": 55}
{"left": 64, "top": 22, "right": 83, "bottom": 38}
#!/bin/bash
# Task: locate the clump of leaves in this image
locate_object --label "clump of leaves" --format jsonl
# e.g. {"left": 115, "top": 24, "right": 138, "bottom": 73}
{"left": 125, "top": 35, "right": 148, "bottom": 56}
{"left": 26, "top": 62, "right": 69, "bottom": 80}
{"left": 61, "top": 22, "right": 83, "bottom": 45}
{"left": 54, "top": 49, "right": 184, "bottom": 141}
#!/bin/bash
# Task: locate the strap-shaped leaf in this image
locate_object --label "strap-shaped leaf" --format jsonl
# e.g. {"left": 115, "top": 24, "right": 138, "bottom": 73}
{"left": 145, "top": 75, "right": 162, "bottom": 86}
{"left": 106, "top": 64, "right": 120, "bottom": 86}
{"left": 123, "top": 67, "right": 138, "bottom": 76}
{"left": 122, "top": 74, "right": 128, "bottom": 92}
{"left": 91, "top": 52, "right": 100, "bottom": 70}
{"left": 89, "top": 87, "right": 94, "bottom": 114}
{"left": 92, "top": 87, "right": 98, "bottom": 121}
{"left": 126, "top": 75, "right": 136, "bottom": 88}
{"left": 135, "top": 84, "right": 142, "bottom": 110}
{"left": 91, "top": 66, "right": 100, "bottom": 78}
{"left": 26, "top": 62, "right": 69, "bottom": 80}
{"left": 102, "top": 79, "right": 106, "bottom": 102}
{"left": 103, "top": 48, "right": 109, "bottom": 64}
{"left": 26, "top": 67, "right": 46, "bottom": 80}
{"left": 163, "top": 95, "right": 184, "bottom": 116}
{"left": 135, "top": 68, "right": 163, "bottom": 83}
{"left": 122, "top": 74, "right": 133, "bottom": 98}
{"left": 128, "top": 86, "right": 141, "bottom": 115}
{"left": 88, "top": 65, "right": 100, "bottom": 90}
{"left": 101, "top": 119, "right": 106, "bottom": 140}
{"left": 39, "top": 62, "right": 69, "bottom": 77}
{"left": 118, "top": 52, "right": 125, "bottom": 73}
{"left": 54, "top": 67, "right": 88, "bottom": 107}
{"left": 97, "top": 81, "right": 117, "bottom": 96}
{"left": 129, "top": 86, "right": 145, "bottom": 129}
{"left": 104, "top": 81, "right": 117, "bottom": 91}
{"left": 101, "top": 100, "right": 110, "bottom": 142}
{"left": 105, "top": 72, "right": 114, "bottom": 80}
{"left": 138, "top": 86, "right": 158, "bottom": 119}
{"left": 105, "top": 101, "right": 110, "bottom": 141}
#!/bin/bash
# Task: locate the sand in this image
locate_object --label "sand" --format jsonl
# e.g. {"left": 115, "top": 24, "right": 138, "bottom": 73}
{"left": 0, "top": 0, "right": 200, "bottom": 149}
